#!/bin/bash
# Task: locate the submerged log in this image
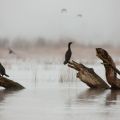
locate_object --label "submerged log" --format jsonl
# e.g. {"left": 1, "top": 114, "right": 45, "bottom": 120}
{"left": 68, "top": 61, "right": 110, "bottom": 89}
{"left": 0, "top": 76, "right": 24, "bottom": 90}
{"left": 96, "top": 48, "right": 120, "bottom": 89}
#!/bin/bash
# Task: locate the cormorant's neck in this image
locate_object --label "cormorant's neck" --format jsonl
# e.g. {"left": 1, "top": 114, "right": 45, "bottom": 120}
{"left": 68, "top": 44, "right": 71, "bottom": 49}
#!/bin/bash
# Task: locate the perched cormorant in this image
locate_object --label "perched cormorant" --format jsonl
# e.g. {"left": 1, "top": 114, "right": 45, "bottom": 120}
{"left": 64, "top": 42, "right": 72, "bottom": 65}
{"left": 0, "top": 63, "right": 9, "bottom": 77}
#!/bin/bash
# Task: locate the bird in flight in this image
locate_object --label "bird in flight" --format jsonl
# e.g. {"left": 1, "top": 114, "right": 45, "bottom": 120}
{"left": 77, "top": 14, "right": 83, "bottom": 17}
{"left": 61, "top": 8, "right": 67, "bottom": 13}
{"left": 8, "top": 48, "right": 15, "bottom": 54}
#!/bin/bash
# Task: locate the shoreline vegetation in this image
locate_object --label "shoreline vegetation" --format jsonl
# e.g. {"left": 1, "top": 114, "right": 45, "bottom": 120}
{"left": 0, "top": 37, "right": 120, "bottom": 62}
{"left": 0, "top": 37, "right": 119, "bottom": 49}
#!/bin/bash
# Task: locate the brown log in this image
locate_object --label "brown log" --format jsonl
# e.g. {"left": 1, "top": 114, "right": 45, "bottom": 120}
{"left": 96, "top": 48, "right": 120, "bottom": 89}
{"left": 101, "top": 62, "right": 120, "bottom": 75}
{"left": 0, "top": 76, "right": 24, "bottom": 90}
{"left": 68, "top": 60, "right": 110, "bottom": 89}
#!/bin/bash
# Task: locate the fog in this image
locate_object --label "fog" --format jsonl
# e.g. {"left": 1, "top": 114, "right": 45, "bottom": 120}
{"left": 0, "top": 0, "right": 120, "bottom": 45}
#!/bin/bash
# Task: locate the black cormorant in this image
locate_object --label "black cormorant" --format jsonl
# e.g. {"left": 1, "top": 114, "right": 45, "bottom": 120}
{"left": 0, "top": 63, "right": 9, "bottom": 77}
{"left": 64, "top": 42, "right": 72, "bottom": 65}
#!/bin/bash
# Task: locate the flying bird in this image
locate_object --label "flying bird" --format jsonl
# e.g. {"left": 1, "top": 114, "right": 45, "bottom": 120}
{"left": 64, "top": 42, "right": 72, "bottom": 65}
{"left": 0, "top": 63, "right": 9, "bottom": 77}
{"left": 61, "top": 8, "right": 67, "bottom": 13}
{"left": 77, "top": 14, "right": 83, "bottom": 17}
{"left": 8, "top": 48, "right": 15, "bottom": 54}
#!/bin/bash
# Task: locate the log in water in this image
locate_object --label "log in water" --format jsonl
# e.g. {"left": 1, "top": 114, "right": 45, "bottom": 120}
{"left": 68, "top": 60, "right": 110, "bottom": 89}
{"left": 0, "top": 76, "right": 24, "bottom": 90}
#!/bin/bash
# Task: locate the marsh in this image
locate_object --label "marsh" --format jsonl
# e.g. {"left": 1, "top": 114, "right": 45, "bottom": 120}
{"left": 0, "top": 48, "right": 120, "bottom": 120}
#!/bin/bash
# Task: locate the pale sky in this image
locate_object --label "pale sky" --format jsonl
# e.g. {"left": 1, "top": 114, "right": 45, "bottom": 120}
{"left": 0, "top": 0, "right": 120, "bottom": 44}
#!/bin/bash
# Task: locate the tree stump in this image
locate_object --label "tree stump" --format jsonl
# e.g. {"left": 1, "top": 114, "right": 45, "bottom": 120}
{"left": 68, "top": 48, "right": 120, "bottom": 89}
{"left": 68, "top": 61, "right": 110, "bottom": 89}
{"left": 0, "top": 76, "right": 24, "bottom": 90}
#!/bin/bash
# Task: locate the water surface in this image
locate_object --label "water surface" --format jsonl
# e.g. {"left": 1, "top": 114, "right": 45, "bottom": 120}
{"left": 0, "top": 59, "right": 120, "bottom": 120}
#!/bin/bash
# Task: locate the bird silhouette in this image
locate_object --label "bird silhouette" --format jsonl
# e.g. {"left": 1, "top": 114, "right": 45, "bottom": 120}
{"left": 61, "top": 8, "right": 67, "bottom": 13}
{"left": 77, "top": 14, "right": 82, "bottom": 17}
{"left": 0, "top": 63, "right": 9, "bottom": 77}
{"left": 8, "top": 48, "right": 15, "bottom": 55}
{"left": 64, "top": 42, "right": 72, "bottom": 65}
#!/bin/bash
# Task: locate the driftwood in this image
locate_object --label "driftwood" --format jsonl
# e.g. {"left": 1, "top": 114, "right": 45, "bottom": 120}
{"left": 68, "top": 61, "right": 110, "bottom": 89}
{"left": 0, "top": 76, "right": 24, "bottom": 90}
{"left": 68, "top": 48, "right": 120, "bottom": 89}
{"left": 96, "top": 48, "right": 120, "bottom": 89}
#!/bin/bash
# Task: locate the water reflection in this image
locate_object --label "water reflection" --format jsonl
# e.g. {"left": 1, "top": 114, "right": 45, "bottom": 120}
{"left": 0, "top": 89, "right": 22, "bottom": 103}
{"left": 0, "top": 87, "right": 120, "bottom": 120}
{"left": 67, "top": 88, "right": 120, "bottom": 107}
{"left": 64, "top": 88, "right": 120, "bottom": 120}
{"left": 105, "top": 90, "right": 120, "bottom": 106}
{"left": 77, "top": 88, "right": 106, "bottom": 100}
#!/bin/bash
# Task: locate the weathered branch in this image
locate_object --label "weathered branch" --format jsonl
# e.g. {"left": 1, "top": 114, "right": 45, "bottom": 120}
{"left": 67, "top": 48, "right": 120, "bottom": 89}
{"left": 68, "top": 60, "right": 110, "bottom": 89}
{"left": 0, "top": 77, "right": 24, "bottom": 90}
{"left": 96, "top": 48, "right": 120, "bottom": 89}
{"left": 101, "top": 62, "right": 120, "bottom": 75}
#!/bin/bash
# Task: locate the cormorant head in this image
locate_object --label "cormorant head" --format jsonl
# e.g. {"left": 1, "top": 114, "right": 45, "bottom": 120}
{"left": 68, "top": 42, "right": 72, "bottom": 46}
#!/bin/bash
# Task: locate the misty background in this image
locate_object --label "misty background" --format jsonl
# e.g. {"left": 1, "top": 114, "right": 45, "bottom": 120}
{"left": 0, "top": 0, "right": 120, "bottom": 47}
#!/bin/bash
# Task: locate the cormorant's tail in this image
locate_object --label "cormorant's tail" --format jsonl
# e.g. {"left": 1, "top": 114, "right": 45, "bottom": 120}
{"left": 64, "top": 61, "right": 67, "bottom": 65}
{"left": 5, "top": 74, "right": 9, "bottom": 77}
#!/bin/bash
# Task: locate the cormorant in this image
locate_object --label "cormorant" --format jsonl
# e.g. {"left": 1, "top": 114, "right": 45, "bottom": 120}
{"left": 64, "top": 42, "right": 72, "bottom": 65}
{"left": 0, "top": 63, "right": 9, "bottom": 77}
{"left": 8, "top": 48, "right": 15, "bottom": 54}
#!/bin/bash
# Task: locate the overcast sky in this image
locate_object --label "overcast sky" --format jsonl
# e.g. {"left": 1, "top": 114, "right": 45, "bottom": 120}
{"left": 0, "top": 0, "right": 120, "bottom": 44}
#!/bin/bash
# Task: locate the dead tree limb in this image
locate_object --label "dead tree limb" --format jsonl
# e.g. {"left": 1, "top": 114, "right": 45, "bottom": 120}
{"left": 96, "top": 48, "right": 120, "bottom": 89}
{"left": 0, "top": 77, "right": 24, "bottom": 90}
{"left": 68, "top": 60, "right": 110, "bottom": 89}
{"left": 101, "top": 62, "right": 120, "bottom": 76}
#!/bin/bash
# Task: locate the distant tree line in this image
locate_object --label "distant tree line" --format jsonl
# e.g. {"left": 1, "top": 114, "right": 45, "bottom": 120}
{"left": 0, "top": 37, "right": 116, "bottom": 49}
